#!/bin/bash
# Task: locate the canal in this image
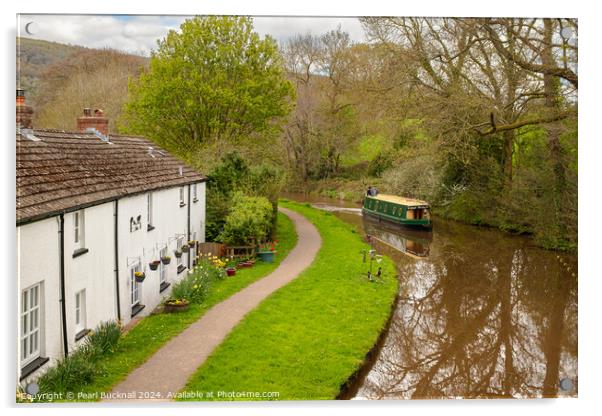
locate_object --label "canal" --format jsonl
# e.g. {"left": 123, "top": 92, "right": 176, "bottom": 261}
{"left": 283, "top": 193, "right": 578, "bottom": 399}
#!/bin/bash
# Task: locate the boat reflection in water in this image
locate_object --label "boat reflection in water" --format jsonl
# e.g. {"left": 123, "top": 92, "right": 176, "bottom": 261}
{"left": 362, "top": 215, "right": 432, "bottom": 259}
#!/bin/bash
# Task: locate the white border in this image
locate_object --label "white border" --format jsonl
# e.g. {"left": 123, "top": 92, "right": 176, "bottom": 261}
{"left": 3, "top": 1, "right": 600, "bottom": 415}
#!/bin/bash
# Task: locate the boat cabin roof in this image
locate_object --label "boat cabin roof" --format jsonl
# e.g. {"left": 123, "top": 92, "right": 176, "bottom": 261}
{"left": 368, "top": 194, "right": 430, "bottom": 207}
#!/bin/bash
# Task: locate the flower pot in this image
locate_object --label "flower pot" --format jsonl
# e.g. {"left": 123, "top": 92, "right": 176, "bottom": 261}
{"left": 161, "top": 256, "right": 171, "bottom": 265}
{"left": 243, "top": 261, "right": 253, "bottom": 268}
{"left": 163, "top": 299, "right": 190, "bottom": 313}
{"left": 181, "top": 244, "right": 190, "bottom": 253}
{"left": 257, "top": 251, "right": 277, "bottom": 263}
{"left": 187, "top": 240, "right": 196, "bottom": 247}
{"left": 134, "top": 272, "right": 146, "bottom": 283}
{"left": 226, "top": 268, "right": 236, "bottom": 277}
{"left": 174, "top": 250, "right": 183, "bottom": 258}
{"left": 149, "top": 261, "right": 160, "bottom": 271}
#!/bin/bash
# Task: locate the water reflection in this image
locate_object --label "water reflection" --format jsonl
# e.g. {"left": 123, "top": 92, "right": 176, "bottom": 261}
{"left": 282, "top": 193, "right": 578, "bottom": 399}
{"left": 363, "top": 216, "right": 432, "bottom": 258}
{"left": 358, "top": 219, "right": 578, "bottom": 399}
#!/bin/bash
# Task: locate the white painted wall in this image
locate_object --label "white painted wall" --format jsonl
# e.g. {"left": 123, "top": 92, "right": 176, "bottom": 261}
{"left": 63, "top": 203, "right": 117, "bottom": 350}
{"left": 17, "top": 218, "right": 62, "bottom": 383}
{"left": 17, "top": 181, "right": 206, "bottom": 383}
{"left": 116, "top": 182, "right": 206, "bottom": 325}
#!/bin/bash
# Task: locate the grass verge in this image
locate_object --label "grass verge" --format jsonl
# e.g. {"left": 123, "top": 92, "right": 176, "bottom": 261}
{"left": 74, "top": 211, "right": 296, "bottom": 400}
{"left": 179, "top": 200, "right": 398, "bottom": 401}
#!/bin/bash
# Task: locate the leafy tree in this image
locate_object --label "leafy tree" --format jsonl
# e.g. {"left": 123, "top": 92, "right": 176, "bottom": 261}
{"left": 121, "top": 16, "right": 294, "bottom": 155}
{"left": 205, "top": 152, "right": 284, "bottom": 242}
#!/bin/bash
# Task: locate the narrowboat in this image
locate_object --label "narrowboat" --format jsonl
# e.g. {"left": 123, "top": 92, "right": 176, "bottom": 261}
{"left": 362, "top": 193, "right": 432, "bottom": 229}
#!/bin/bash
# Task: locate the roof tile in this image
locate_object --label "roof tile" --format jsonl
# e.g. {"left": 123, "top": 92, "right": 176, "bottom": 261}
{"left": 16, "top": 129, "right": 206, "bottom": 223}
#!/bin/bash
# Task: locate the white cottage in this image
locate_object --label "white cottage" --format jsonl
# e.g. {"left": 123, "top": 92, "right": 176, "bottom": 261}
{"left": 16, "top": 91, "right": 206, "bottom": 384}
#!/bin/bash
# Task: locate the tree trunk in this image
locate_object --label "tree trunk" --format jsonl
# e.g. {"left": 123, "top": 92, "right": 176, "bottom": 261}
{"left": 542, "top": 19, "right": 567, "bottom": 240}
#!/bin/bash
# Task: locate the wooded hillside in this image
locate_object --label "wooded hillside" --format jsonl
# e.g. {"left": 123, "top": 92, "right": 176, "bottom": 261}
{"left": 17, "top": 37, "right": 148, "bottom": 132}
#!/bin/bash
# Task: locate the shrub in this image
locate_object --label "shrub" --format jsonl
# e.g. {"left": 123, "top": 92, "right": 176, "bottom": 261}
{"left": 205, "top": 152, "right": 283, "bottom": 242}
{"left": 35, "top": 320, "right": 121, "bottom": 396}
{"left": 85, "top": 321, "right": 121, "bottom": 356}
{"left": 170, "top": 259, "right": 224, "bottom": 304}
{"left": 219, "top": 194, "right": 273, "bottom": 246}
{"left": 37, "top": 349, "right": 96, "bottom": 394}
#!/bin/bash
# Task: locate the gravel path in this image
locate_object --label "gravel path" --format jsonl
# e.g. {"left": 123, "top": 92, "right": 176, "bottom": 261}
{"left": 105, "top": 207, "right": 321, "bottom": 401}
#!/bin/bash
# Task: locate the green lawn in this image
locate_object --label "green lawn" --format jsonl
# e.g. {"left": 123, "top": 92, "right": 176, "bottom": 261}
{"left": 76, "top": 212, "right": 297, "bottom": 400}
{"left": 179, "top": 200, "right": 399, "bottom": 401}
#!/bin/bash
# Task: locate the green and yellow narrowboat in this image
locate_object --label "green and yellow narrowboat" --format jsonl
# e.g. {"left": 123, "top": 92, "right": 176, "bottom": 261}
{"left": 362, "top": 194, "right": 432, "bottom": 229}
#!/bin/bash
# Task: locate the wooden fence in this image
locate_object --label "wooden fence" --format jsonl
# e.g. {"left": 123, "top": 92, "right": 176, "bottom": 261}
{"left": 196, "top": 242, "right": 256, "bottom": 260}
{"left": 197, "top": 242, "right": 226, "bottom": 258}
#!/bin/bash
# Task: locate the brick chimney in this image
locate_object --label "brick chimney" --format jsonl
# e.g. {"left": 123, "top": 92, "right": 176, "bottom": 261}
{"left": 16, "top": 89, "right": 34, "bottom": 129}
{"left": 77, "top": 108, "right": 109, "bottom": 136}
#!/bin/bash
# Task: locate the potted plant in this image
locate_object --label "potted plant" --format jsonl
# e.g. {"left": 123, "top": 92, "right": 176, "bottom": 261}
{"left": 226, "top": 267, "right": 236, "bottom": 277}
{"left": 149, "top": 260, "right": 161, "bottom": 271}
{"left": 134, "top": 271, "right": 146, "bottom": 283}
{"left": 181, "top": 244, "right": 190, "bottom": 253}
{"left": 174, "top": 249, "right": 183, "bottom": 258}
{"left": 188, "top": 240, "right": 197, "bottom": 246}
{"left": 161, "top": 255, "right": 171, "bottom": 265}
{"left": 257, "top": 241, "right": 278, "bottom": 263}
{"left": 163, "top": 298, "right": 190, "bottom": 313}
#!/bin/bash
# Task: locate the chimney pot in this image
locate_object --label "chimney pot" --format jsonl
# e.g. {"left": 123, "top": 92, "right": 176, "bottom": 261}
{"left": 16, "top": 89, "right": 33, "bottom": 129}
{"left": 77, "top": 107, "right": 109, "bottom": 136}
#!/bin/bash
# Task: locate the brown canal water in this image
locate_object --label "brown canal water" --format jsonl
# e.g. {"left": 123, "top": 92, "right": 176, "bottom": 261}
{"left": 282, "top": 193, "right": 578, "bottom": 399}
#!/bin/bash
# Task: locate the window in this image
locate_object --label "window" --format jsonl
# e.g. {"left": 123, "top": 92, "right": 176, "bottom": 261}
{"left": 74, "top": 210, "right": 85, "bottom": 248}
{"left": 21, "top": 284, "right": 41, "bottom": 365}
{"left": 159, "top": 247, "right": 167, "bottom": 286}
{"left": 176, "top": 237, "right": 184, "bottom": 268}
{"left": 147, "top": 193, "right": 154, "bottom": 230}
{"left": 130, "top": 263, "right": 141, "bottom": 307}
{"left": 75, "top": 290, "right": 87, "bottom": 333}
{"left": 179, "top": 187, "right": 185, "bottom": 206}
{"left": 192, "top": 184, "right": 198, "bottom": 202}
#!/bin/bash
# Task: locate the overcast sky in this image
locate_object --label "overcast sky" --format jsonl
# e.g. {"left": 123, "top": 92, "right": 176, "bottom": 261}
{"left": 17, "top": 14, "right": 366, "bottom": 56}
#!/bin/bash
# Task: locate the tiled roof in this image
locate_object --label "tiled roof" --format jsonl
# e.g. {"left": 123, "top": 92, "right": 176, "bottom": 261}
{"left": 17, "top": 129, "right": 206, "bottom": 224}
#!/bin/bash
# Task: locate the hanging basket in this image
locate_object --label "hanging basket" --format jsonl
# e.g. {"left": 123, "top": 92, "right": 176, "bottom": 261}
{"left": 149, "top": 260, "right": 160, "bottom": 271}
{"left": 134, "top": 271, "right": 146, "bottom": 283}
{"left": 181, "top": 244, "right": 190, "bottom": 253}
{"left": 174, "top": 250, "right": 183, "bottom": 258}
{"left": 161, "top": 256, "right": 171, "bottom": 265}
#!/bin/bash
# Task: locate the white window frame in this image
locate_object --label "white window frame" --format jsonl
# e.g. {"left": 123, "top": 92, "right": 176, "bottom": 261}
{"left": 179, "top": 187, "right": 185, "bottom": 206}
{"left": 147, "top": 192, "right": 153, "bottom": 227}
{"left": 177, "top": 237, "right": 184, "bottom": 267}
{"left": 159, "top": 247, "right": 168, "bottom": 285}
{"left": 130, "top": 263, "right": 141, "bottom": 307}
{"left": 75, "top": 289, "right": 86, "bottom": 333}
{"left": 74, "top": 210, "right": 85, "bottom": 248}
{"left": 21, "top": 283, "right": 41, "bottom": 366}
